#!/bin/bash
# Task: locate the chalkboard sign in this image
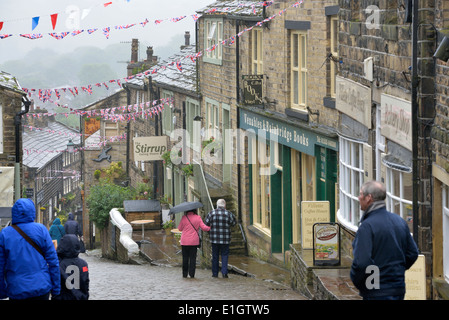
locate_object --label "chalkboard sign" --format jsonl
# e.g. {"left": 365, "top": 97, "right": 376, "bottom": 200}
{"left": 242, "top": 75, "right": 263, "bottom": 105}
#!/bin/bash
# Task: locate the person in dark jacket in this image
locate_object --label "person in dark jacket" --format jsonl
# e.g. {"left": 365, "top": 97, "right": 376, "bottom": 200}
{"left": 49, "top": 217, "right": 65, "bottom": 245}
{"left": 0, "top": 198, "right": 60, "bottom": 300}
{"left": 350, "top": 180, "right": 419, "bottom": 300}
{"left": 52, "top": 234, "right": 89, "bottom": 300}
{"left": 64, "top": 212, "right": 81, "bottom": 237}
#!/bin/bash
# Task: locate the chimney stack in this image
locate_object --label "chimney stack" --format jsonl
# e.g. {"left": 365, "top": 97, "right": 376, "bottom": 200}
{"left": 131, "top": 38, "right": 138, "bottom": 63}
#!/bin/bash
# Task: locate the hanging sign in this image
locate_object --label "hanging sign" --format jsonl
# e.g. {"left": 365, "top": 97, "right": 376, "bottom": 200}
{"left": 133, "top": 136, "right": 168, "bottom": 161}
{"left": 313, "top": 222, "right": 341, "bottom": 266}
{"left": 243, "top": 75, "right": 263, "bottom": 105}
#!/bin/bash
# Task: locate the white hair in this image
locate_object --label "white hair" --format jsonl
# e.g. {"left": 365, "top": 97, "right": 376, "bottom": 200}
{"left": 217, "top": 199, "right": 226, "bottom": 208}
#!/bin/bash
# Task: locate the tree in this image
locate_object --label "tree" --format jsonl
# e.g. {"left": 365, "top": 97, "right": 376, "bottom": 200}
{"left": 86, "top": 181, "right": 132, "bottom": 229}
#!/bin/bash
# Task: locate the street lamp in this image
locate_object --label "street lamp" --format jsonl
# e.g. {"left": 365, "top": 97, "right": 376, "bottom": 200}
{"left": 67, "top": 139, "right": 75, "bottom": 154}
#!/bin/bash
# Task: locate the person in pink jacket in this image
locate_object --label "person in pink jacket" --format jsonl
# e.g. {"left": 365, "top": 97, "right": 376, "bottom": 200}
{"left": 177, "top": 210, "right": 210, "bottom": 278}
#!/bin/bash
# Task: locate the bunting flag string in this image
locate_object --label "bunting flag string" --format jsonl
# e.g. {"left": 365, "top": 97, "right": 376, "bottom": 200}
{"left": 21, "top": 1, "right": 301, "bottom": 101}
{"left": 0, "top": 1, "right": 275, "bottom": 40}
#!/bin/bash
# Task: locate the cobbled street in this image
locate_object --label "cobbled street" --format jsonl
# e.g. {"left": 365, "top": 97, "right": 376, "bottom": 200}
{"left": 82, "top": 252, "right": 306, "bottom": 300}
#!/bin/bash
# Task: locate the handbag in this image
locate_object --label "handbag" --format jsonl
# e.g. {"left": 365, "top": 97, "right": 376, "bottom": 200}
{"left": 11, "top": 224, "right": 45, "bottom": 258}
{"left": 186, "top": 216, "right": 202, "bottom": 248}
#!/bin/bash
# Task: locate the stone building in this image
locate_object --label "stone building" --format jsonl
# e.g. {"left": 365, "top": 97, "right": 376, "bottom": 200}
{"left": 335, "top": 0, "right": 434, "bottom": 299}
{"left": 0, "top": 71, "right": 28, "bottom": 207}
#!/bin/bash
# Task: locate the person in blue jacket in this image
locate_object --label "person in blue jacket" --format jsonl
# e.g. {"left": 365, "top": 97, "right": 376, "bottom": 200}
{"left": 49, "top": 217, "right": 65, "bottom": 245}
{"left": 350, "top": 180, "right": 419, "bottom": 300}
{"left": 0, "top": 198, "right": 61, "bottom": 300}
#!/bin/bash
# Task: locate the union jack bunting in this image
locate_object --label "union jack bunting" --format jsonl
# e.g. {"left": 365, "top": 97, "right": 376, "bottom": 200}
{"left": 19, "top": 33, "right": 43, "bottom": 39}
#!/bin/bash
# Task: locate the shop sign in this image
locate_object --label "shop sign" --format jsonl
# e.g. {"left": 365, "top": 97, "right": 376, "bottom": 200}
{"left": 313, "top": 222, "right": 341, "bottom": 266}
{"left": 405, "top": 255, "right": 426, "bottom": 300}
{"left": 381, "top": 93, "right": 412, "bottom": 151}
{"left": 336, "top": 76, "right": 372, "bottom": 129}
{"left": 240, "top": 109, "right": 338, "bottom": 156}
{"left": 133, "top": 136, "right": 168, "bottom": 161}
{"left": 301, "top": 201, "right": 330, "bottom": 249}
{"left": 242, "top": 75, "right": 263, "bottom": 105}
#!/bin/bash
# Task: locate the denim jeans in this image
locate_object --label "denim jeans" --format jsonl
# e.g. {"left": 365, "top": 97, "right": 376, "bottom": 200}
{"left": 364, "top": 294, "right": 404, "bottom": 300}
{"left": 211, "top": 243, "right": 230, "bottom": 276}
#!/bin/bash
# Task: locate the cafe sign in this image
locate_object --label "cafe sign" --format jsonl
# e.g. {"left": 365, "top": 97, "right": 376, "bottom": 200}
{"left": 133, "top": 136, "right": 168, "bottom": 161}
{"left": 381, "top": 93, "right": 412, "bottom": 151}
{"left": 301, "top": 201, "right": 330, "bottom": 249}
{"left": 243, "top": 75, "right": 263, "bottom": 105}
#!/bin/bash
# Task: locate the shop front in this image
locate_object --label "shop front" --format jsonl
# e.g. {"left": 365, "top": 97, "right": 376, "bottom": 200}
{"left": 240, "top": 107, "right": 338, "bottom": 257}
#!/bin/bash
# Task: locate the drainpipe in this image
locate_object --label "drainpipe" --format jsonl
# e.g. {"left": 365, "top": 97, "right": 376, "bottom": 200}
{"left": 236, "top": 19, "right": 242, "bottom": 225}
{"left": 411, "top": 0, "right": 419, "bottom": 245}
{"left": 14, "top": 96, "right": 31, "bottom": 201}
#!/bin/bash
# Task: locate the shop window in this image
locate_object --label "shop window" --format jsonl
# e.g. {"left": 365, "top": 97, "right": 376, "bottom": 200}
{"left": 443, "top": 185, "right": 449, "bottom": 282}
{"left": 385, "top": 166, "right": 413, "bottom": 233}
{"left": 338, "top": 136, "right": 364, "bottom": 230}
{"left": 251, "top": 28, "right": 263, "bottom": 75}
{"left": 291, "top": 30, "right": 308, "bottom": 111}
{"left": 252, "top": 139, "right": 271, "bottom": 235}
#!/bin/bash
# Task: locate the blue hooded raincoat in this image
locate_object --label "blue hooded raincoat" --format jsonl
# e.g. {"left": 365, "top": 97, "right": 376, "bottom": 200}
{"left": 0, "top": 198, "right": 61, "bottom": 299}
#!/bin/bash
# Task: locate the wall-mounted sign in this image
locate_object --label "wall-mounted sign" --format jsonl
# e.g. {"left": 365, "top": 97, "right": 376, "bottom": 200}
{"left": 313, "top": 223, "right": 341, "bottom": 266}
{"left": 242, "top": 75, "right": 263, "bottom": 105}
{"left": 336, "top": 76, "right": 372, "bottom": 129}
{"left": 301, "top": 201, "right": 330, "bottom": 249}
{"left": 381, "top": 93, "right": 412, "bottom": 151}
{"left": 133, "top": 136, "right": 168, "bottom": 161}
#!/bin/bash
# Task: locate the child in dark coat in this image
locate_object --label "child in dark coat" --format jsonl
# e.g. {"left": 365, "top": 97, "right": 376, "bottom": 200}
{"left": 52, "top": 234, "right": 89, "bottom": 300}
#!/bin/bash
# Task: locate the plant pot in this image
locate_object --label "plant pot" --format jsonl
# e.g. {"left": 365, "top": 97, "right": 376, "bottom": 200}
{"left": 164, "top": 228, "right": 172, "bottom": 235}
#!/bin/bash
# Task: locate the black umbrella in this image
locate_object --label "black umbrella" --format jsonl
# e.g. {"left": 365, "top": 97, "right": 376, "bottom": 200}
{"left": 169, "top": 201, "right": 204, "bottom": 214}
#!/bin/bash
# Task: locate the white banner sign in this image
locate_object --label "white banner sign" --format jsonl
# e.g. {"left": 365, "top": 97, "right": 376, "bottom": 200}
{"left": 381, "top": 93, "right": 412, "bottom": 151}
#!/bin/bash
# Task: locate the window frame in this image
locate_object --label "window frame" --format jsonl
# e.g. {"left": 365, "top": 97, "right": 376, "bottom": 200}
{"left": 338, "top": 136, "right": 365, "bottom": 231}
{"left": 291, "top": 30, "right": 308, "bottom": 111}
{"left": 330, "top": 16, "right": 338, "bottom": 98}
{"left": 204, "top": 18, "right": 223, "bottom": 65}
{"left": 443, "top": 184, "right": 449, "bottom": 283}
{"left": 251, "top": 27, "right": 263, "bottom": 75}
{"left": 161, "top": 91, "right": 174, "bottom": 135}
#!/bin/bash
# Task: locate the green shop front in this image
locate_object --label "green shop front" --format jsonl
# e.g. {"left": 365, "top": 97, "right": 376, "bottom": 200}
{"left": 240, "top": 108, "right": 338, "bottom": 257}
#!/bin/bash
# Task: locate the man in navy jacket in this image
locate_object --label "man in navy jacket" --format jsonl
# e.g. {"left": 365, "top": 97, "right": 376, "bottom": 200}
{"left": 350, "top": 181, "right": 419, "bottom": 300}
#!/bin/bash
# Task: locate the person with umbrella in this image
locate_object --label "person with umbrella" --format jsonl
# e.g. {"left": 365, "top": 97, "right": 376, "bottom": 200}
{"left": 172, "top": 202, "right": 210, "bottom": 278}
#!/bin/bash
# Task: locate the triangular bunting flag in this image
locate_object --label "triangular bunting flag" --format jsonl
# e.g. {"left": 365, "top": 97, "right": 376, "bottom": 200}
{"left": 50, "top": 13, "right": 58, "bottom": 30}
{"left": 0, "top": 22, "right": 3, "bottom": 31}
{"left": 32, "top": 17, "right": 40, "bottom": 31}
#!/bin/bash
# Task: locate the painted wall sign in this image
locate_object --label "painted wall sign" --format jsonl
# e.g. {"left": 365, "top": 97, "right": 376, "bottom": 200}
{"left": 313, "top": 222, "right": 341, "bottom": 266}
{"left": 243, "top": 75, "right": 263, "bottom": 105}
{"left": 239, "top": 109, "right": 338, "bottom": 156}
{"left": 301, "top": 201, "right": 330, "bottom": 249}
{"left": 381, "top": 93, "right": 412, "bottom": 151}
{"left": 133, "top": 136, "right": 168, "bottom": 161}
{"left": 405, "top": 254, "right": 426, "bottom": 300}
{"left": 336, "top": 76, "right": 372, "bottom": 129}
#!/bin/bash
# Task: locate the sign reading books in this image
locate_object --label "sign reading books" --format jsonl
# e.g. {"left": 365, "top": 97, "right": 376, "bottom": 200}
{"left": 242, "top": 75, "right": 263, "bottom": 105}
{"left": 313, "top": 222, "right": 341, "bottom": 266}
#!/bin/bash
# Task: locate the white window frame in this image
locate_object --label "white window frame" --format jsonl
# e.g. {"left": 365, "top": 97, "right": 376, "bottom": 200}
{"left": 443, "top": 184, "right": 449, "bottom": 283}
{"left": 162, "top": 91, "right": 174, "bottom": 135}
{"left": 291, "top": 30, "right": 308, "bottom": 111}
{"left": 204, "top": 18, "right": 223, "bottom": 65}
{"left": 252, "top": 28, "right": 263, "bottom": 75}
{"left": 206, "top": 98, "right": 220, "bottom": 139}
{"left": 186, "top": 98, "right": 200, "bottom": 151}
{"left": 337, "top": 135, "right": 364, "bottom": 231}
{"left": 385, "top": 165, "right": 413, "bottom": 232}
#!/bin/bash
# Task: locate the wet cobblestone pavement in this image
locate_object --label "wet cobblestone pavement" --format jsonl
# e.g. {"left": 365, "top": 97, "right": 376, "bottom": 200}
{"left": 82, "top": 250, "right": 307, "bottom": 300}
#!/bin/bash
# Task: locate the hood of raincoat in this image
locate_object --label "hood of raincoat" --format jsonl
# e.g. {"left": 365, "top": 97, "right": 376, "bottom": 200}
{"left": 52, "top": 218, "right": 62, "bottom": 225}
{"left": 57, "top": 234, "right": 80, "bottom": 259}
{"left": 11, "top": 198, "right": 36, "bottom": 224}
{"left": 68, "top": 212, "right": 74, "bottom": 220}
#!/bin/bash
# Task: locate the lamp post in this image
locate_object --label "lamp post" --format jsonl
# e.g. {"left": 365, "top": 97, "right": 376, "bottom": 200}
{"left": 67, "top": 139, "right": 75, "bottom": 154}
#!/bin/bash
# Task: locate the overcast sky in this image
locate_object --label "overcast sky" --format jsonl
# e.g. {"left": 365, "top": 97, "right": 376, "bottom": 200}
{"left": 0, "top": 0, "right": 212, "bottom": 62}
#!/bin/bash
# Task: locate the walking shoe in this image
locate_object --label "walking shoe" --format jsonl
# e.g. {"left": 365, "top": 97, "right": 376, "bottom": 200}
{"left": 222, "top": 274, "right": 228, "bottom": 278}
{"left": 212, "top": 274, "right": 218, "bottom": 278}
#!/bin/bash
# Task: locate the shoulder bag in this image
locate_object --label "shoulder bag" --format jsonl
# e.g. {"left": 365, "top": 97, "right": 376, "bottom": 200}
{"left": 11, "top": 224, "right": 45, "bottom": 258}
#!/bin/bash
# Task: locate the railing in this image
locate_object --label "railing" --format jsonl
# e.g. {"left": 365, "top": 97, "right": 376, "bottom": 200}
{"left": 109, "top": 208, "right": 139, "bottom": 254}
{"left": 193, "top": 159, "right": 214, "bottom": 213}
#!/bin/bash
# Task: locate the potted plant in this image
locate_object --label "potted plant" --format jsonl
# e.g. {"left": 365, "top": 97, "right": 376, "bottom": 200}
{"left": 162, "top": 219, "right": 175, "bottom": 235}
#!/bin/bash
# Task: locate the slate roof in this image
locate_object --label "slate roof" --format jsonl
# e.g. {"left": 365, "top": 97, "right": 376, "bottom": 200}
{"left": 127, "top": 44, "right": 198, "bottom": 95}
{"left": 22, "top": 120, "right": 81, "bottom": 169}
{"left": 124, "top": 199, "right": 161, "bottom": 212}
{"left": 197, "top": 0, "right": 266, "bottom": 17}
{"left": 0, "top": 71, "right": 23, "bottom": 94}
